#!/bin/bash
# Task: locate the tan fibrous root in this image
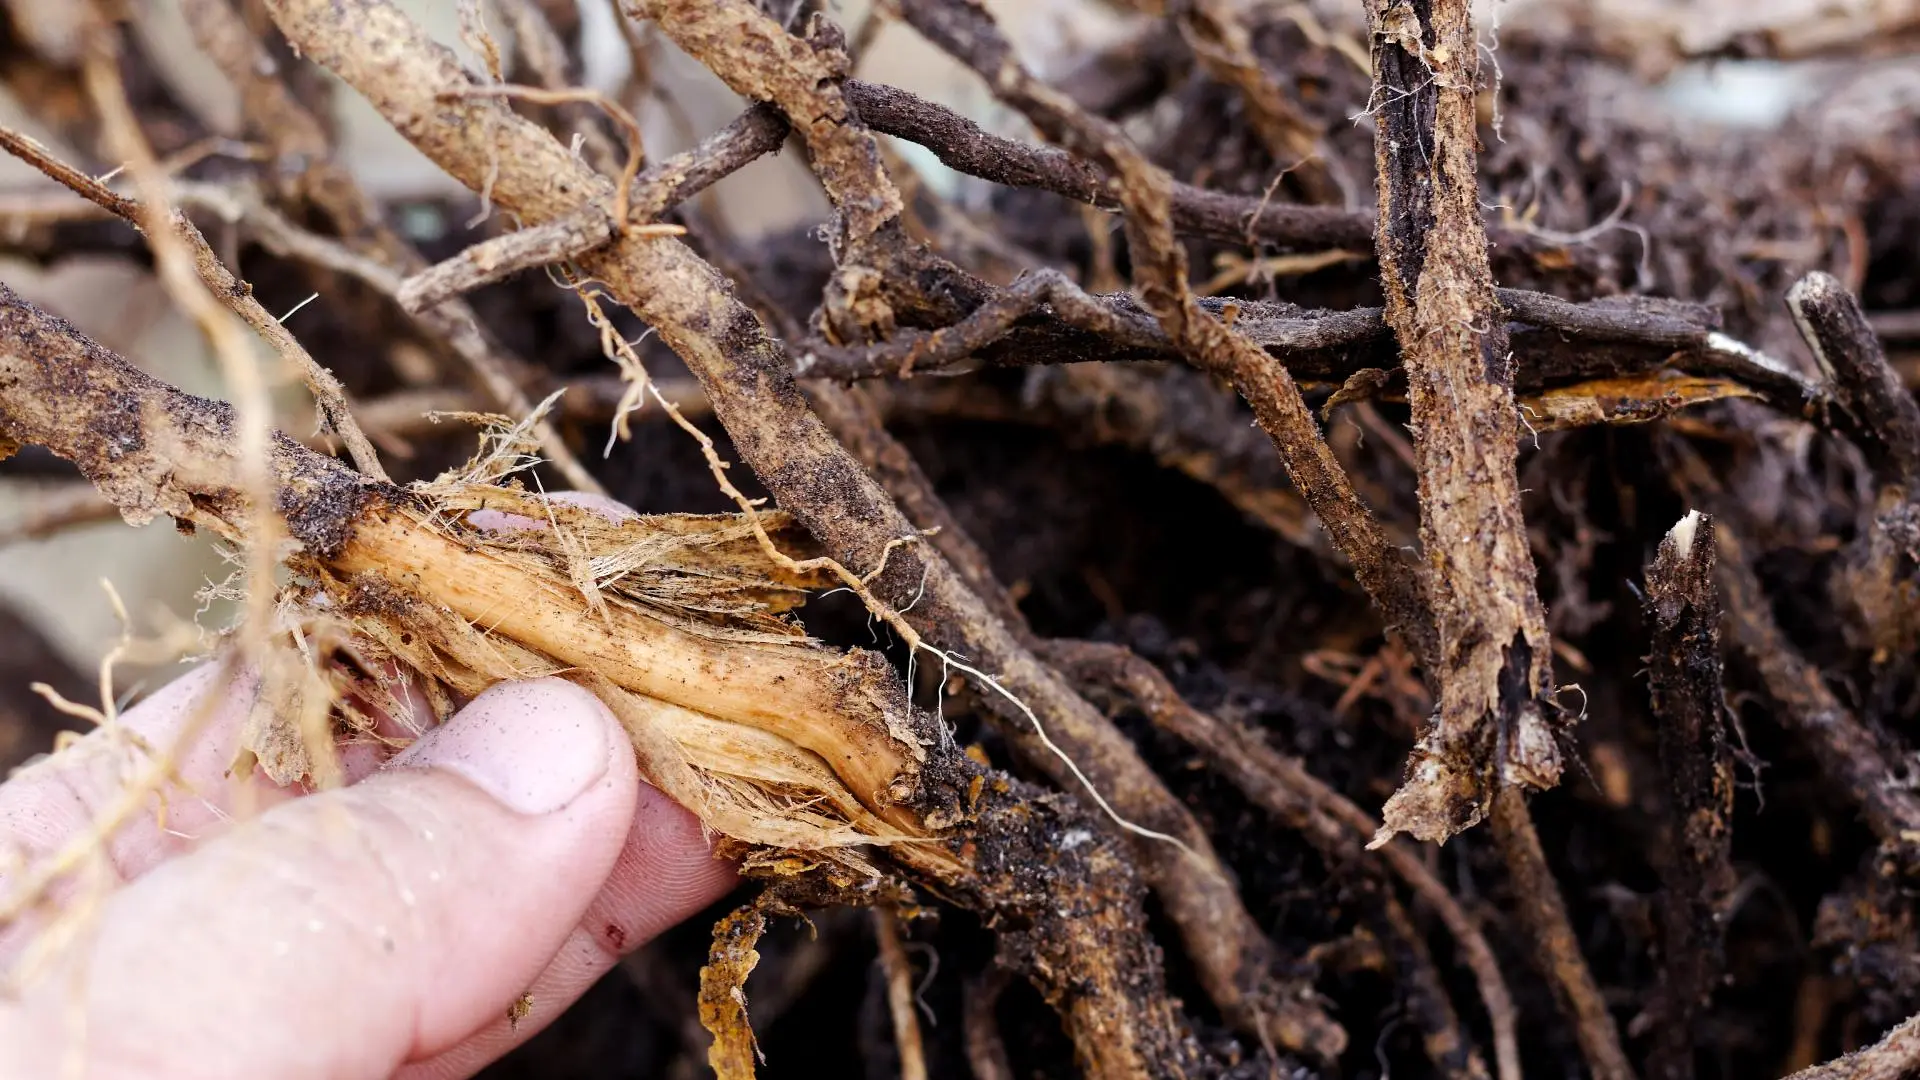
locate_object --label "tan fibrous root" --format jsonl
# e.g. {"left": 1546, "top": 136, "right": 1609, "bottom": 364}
{"left": 254, "top": 416, "right": 972, "bottom": 883}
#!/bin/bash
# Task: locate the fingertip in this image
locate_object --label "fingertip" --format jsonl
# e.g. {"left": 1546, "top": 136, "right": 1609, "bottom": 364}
{"left": 0, "top": 659, "right": 283, "bottom": 916}
{"left": 385, "top": 677, "right": 636, "bottom": 817}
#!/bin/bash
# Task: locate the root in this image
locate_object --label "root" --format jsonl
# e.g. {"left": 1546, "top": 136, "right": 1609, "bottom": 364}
{"left": 1048, "top": 638, "right": 1521, "bottom": 1080}
{"left": 563, "top": 276, "right": 1185, "bottom": 851}
{"left": 1644, "top": 511, "right": 1737, "bottom": 1080}
{"left": 873, "top": 908, "right": 930, "bottom": 1080}
{"left": 699, "top": 904, "right": 767, "bottom": 1080}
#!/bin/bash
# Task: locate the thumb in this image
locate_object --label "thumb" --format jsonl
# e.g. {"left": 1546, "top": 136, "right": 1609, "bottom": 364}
{"left": 1, "top": 678, "right": 641, "bottom": 1080}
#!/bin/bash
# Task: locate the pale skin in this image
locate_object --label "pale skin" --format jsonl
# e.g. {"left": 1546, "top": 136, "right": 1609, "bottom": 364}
{"left": 0, "top": 495, "right": 739, "bottom": 1079}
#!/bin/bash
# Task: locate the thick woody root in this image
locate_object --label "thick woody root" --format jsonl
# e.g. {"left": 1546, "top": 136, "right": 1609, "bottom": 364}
{"left": 697, "top": 772, "right": 1201, "bottom": 1080}
{"left": 318, "top": 501, "right": 944, "bottom": 853}
{"left": 0, "top": 283, "right": 1195, "bottom": 1078}
{"left": 0, "top": 281, "right": 948, "bottom": 852}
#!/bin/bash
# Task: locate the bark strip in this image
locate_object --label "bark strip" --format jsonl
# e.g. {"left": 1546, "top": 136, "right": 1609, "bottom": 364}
{"left": 1359, "top": 6, "right": 1629, "bottom": 1077}
{"left": 1361, "top": 0, "right": 1560, "bottom": 845}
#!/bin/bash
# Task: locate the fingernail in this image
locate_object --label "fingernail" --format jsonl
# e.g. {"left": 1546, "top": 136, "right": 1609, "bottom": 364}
{"left": 546, "top": 491, "right": 640, "bottom": 521}
{"left": 387, "top": 678, "right": 614, "bottom": 815}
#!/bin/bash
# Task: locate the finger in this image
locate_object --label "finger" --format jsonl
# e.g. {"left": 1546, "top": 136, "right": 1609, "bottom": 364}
{"left": 0, "top": 663, "right": 294, "bottom": 964}
{"left": 0, "top": 678, "right": 641, "bottom": 1080}
{"left": 397, "top": 781, "right": 738, "bottom": 1078}
{"left": 2, "top": 487, "right": 633, "bottom": 895}
{"left": 0, "top": 658, "right": 435, "bottom": 960}
{"left": 0, "top": 664, "right": 262, "bottom": 885}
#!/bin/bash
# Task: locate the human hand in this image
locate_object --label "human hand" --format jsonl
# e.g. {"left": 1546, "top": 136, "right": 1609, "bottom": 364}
{"left": 0, "top": 504, "right": 739, "bottom": 1079}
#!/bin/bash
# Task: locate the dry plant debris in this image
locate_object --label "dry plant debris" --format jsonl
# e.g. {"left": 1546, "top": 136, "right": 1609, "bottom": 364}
{"left": 0, "top": 0, "right": 1919, "bottom": 1076}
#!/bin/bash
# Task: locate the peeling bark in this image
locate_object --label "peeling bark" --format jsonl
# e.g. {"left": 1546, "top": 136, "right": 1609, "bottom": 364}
{"left": 1362, "top": 0, "right": 1561, "bottom": 846}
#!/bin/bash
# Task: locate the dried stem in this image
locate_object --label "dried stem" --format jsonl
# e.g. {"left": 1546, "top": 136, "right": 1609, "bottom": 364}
{"left": 6, "top": 2, "right": 1918, "bottom": 1075}
{"left": 1643, "top": 511, "right": 1736, "bottom": 1080}
{"left": 168, "top": 180, "right": 609, "bottom": 493}
{"left": 1781, "top": 1012, "right": 1920, "bottom": 1080}
{"left": 873, "top": 908, "right": 929, "bottom": 1080}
